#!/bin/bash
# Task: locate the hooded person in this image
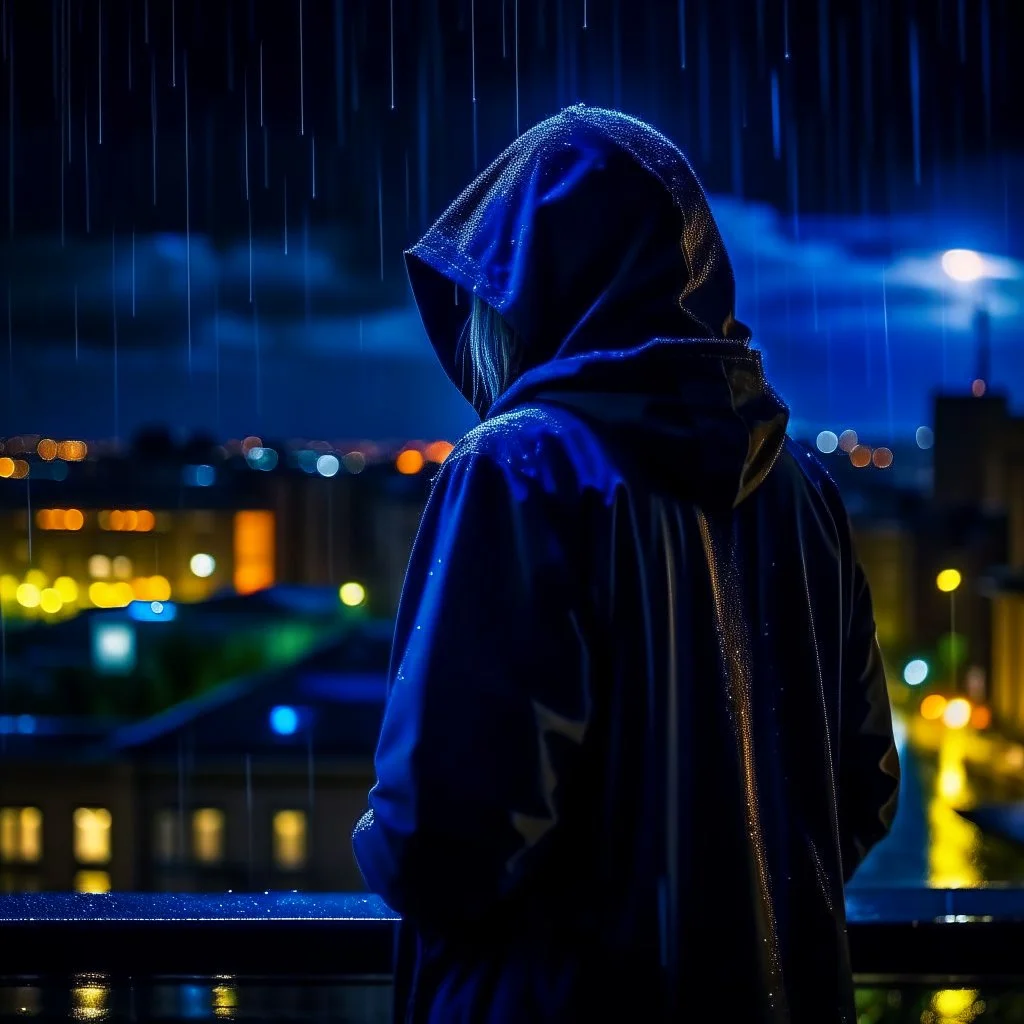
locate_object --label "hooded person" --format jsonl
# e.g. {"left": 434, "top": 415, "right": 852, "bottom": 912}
{"left": 353, "top": 105, "right": 899, "bottom": 1023}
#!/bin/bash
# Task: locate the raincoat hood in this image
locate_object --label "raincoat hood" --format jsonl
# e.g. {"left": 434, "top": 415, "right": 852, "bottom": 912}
{"left": 406, "top": 105, "right": 788, "bottom": 508}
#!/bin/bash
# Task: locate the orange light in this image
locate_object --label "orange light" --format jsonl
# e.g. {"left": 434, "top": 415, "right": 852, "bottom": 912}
{"left": 424, "top": 441, "right": 455, "bottom": 464}
{"left": 109, "top": 510, "right": 125, "bottom": 531}
{"left": 396, "top": 449, "right": 425, "bottom": 475}
{"left": 241, "top": 435, "right": 262, "bottom": 454}
{"left": 11, "top": 460, "right": 29, "bottom": 479}
{"left": 920, "top": 694, "right": 947, "bottom": 721}
{"left": 970, "top": 705, "right": 992, "bottom": 730}
{"left": 0, "top": 457, "right": 13, "bottom": 478}
{"left": 36, "top": 509, "right": 55, "bottom": 530}
{"left": 849, "top": 445, "right": 872, "bottom": 468}
{"left": 36, "top": 438, "right": 57, "bottom": 461}
{"left": 135, "top": 509, "right": 156, "bottom": 531}
{"left": 57, "top": 440, "right": 88, "bottom": 461}
{"left": 943, "top": 697, "right": 972, "bottom": 729}
{"left": 122, "top": 510, "right": 139, "bottom": 531}
{"left": 872, "top": 447, "right": 893, "bottom": 469}
{"left": 64, "top": 508, "right": 84, "bottom": 531}
{"left": 234, "top": 510, "right": 275, "bottom": 595}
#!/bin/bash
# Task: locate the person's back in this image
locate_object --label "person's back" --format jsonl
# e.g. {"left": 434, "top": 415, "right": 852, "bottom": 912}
{"left": 353, "top": 105, "right": 900, "bottom": 1023}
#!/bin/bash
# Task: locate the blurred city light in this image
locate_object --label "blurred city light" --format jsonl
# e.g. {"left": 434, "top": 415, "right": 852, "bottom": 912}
{"left": 941, "top": 248, "right": 985, "bottom": 283}
{"left": 903, "top": 659, "right": 929, "bottom": 686}
{"left": 970, "top": 705, "right": 992, "bottom": 730}
{"left": 915, "top": 426, "right": 935, "bottom": 449}
{"left": 920, "top": 694, "right": 947, "bottom": 721}
{"left": 128, "top": 600, "right": 178, "bottom": 623}
{"left": 936, "top": 569, "right": 962, "bottom": 593}
{"left": 316, "top": 454, "right": 340, "bottom": 477}
{"left": 269, "top": 705, "right": 300, "bottom": 736}
{"left": 190, "top": 553, "right": 216, "bottom": 578}
{"left": 943, "top": 697, "right": 972, "bottom": 729}
{"left": 91, "top": 621, "right": 137, "bottom": 675}
{"left": 339, "top": 581, "right": 367, "bottom": 607}
{"left": 396, "top": 449, "right": 425, "bottom": 475}
{"left": 815, "top": 430, "right": 839, "bottom": 454}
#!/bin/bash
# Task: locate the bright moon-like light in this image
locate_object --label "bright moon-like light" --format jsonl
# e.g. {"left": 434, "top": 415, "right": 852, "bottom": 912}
{"left": 941, "top": 248, "right": 985, "bottom": 283}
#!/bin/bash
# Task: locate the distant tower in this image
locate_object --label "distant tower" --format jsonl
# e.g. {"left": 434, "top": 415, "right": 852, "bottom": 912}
{"left": 974, "top": 307, "right": 992, "bottom": 389}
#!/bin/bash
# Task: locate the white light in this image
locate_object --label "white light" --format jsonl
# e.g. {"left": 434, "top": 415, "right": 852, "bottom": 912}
{"left": 941, "top": 248, "right": 984, "bottom": 283}
{"left": 339, "top": 581, "right": 366, "bottom": 607}
{"left": 316, "top": 454, "right": 340, "bottom": 478}
{"left": 91, "top": 621, "right": 137, "bottom": 674}
{"left": 915, "top": 426, "right": 935, "bottom": 450}
{"left": 190, "top": 553, "right": 216, "bottom": 578}
{"left": 903, "top": 659, "right": 929, "bottom": 686}
{"left": 816, "top": 430, "right": 839, "bottom": 454}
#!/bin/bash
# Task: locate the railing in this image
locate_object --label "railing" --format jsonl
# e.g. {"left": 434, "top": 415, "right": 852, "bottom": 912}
{"left": 1, "top": 888, "right": 1023, "bottom": 982}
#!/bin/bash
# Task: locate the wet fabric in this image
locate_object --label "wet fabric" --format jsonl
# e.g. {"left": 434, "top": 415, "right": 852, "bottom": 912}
{"left": 353, "top": 105, "right": 899, "bottom": 1024}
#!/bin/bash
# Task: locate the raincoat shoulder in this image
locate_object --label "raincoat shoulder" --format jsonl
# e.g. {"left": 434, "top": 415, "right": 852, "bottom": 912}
{"left": 352, "top": 416, "right": 595, "bottom": 930}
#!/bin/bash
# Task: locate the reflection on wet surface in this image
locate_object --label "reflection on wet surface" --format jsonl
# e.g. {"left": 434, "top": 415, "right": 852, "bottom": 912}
{"left": 853, "top": 714, "right": 1024, "bottom": 889}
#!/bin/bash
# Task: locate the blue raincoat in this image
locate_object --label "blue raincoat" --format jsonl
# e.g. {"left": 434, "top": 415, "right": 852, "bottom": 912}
{"left": 354, "top": 106, "right": 899, "bottom": 1023}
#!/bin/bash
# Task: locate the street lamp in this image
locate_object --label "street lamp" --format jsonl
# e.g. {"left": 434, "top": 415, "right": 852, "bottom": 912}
{"left": 936, "top": 568, "right": 962, "bottom": 691}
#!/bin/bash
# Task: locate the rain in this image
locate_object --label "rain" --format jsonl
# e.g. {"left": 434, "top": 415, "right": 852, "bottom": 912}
{"left": 0, "top": 1, "right": 1022, "bottom": 1017}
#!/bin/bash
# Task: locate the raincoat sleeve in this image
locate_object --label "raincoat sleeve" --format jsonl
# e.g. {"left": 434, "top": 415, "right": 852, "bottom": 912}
{"left": 838, "top": 545, "right": 900, "bottom": 883}
{"left": 352, "top": 448, "right": 590, "bottom": 927}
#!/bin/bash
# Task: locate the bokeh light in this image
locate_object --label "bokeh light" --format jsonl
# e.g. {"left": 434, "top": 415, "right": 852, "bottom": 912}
{"left": 937, "top": 569, "right": 962, "bottom": 593}
{"left": 941, "top": 248, "right": 985, "bottom": 283}
{"left": 943, "top": 697, "right": 972, "bottom": 730}
{"left": 815, "top": 430, "right": 839, "bottom": 454}
{"left": 903, "top": 659, "right": 929, "bottom": 686}
{"left": 339, "top": 581, "right": 367, "bottom": 607}
{"left": 396, "top": 449, "right": 425, "bottom": 475}
{"left": 920, "top": 694, "right": 948, "bottom": 721}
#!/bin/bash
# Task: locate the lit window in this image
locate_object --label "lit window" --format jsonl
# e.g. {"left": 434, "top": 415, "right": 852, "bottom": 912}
{"left": 73, "top": 807, "right": 112, "bottom": 864}
{"left": 74, "top": 870, "right": 111, "bottom": 894}
{"left": 0, "top": 807, "right": 43, "bottom": 863}
{"left": 153, "top": 809, "right": 179, "bottom": 864}
{"left": 272, "top": 810, "right": 307, "bottom": 871}
{"left": 192, "top": 808, "right": 225, "bottom": 865}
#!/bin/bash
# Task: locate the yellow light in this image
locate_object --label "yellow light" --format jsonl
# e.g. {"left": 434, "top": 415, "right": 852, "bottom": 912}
{"left": 0, "top": 806, "right": 42, "bottom": 862}
{"left": 55, "top": 576, "right": 79, "bottom": 602}
{"left": 111, "top": 555, "right": 132, "bottom": 579}
{"left": 73, "top": 807, "right": 112, "bottom": 864}
{"left": 272, "top": 810, "right": 307, "bottom": 870}
{"left": 192, "top": 808, "right": 225, "bottom": 865}
{"left": 88, "top": 581, "right": 110, "bottom": 607}
{"left": 149, "top": 575, "right": 171, "bottom": 601}
{"left": 15, "top": 583, "right": 41, "bottom": 609}
{"left": 88, "top": 555, "right": 111, "bottom": 579}
{"left": 396, "top": 449, "right": 425, "bottom": 475}
{"left": 920, "top": 694, "right": 947, "bottom": 721}
{"left": 932, "top": 989, "right": 979, "bottom": 1019}
{"left": 0, "top": 575, "right": 18, "bottom": 601}
{"left": 25, "top": 569, "right": 48, "bottom": 588}
{"left": 0, "top": 456, "right": 14, "bottom": 478}
{"left": 943, "top": 697, "right": 972, "bottom": 729}
{"left": 39, "top": 588, "right": 63, "bottom": 614}
{"left": 937, "top": 569, "right": 962, "bottom": 593}
{"left": 111, "top": 582, "right": 134, "bottom": 607}
{"left": 73, "top": 870, "right": 111, "bottom": 895}
{"left": 339, "top": 581, "right": 366, "bottom": 607}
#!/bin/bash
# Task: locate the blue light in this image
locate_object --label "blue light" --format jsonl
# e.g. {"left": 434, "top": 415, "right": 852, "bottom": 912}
{"left": 903, "top": 659, "right": 930, "bottom": 687}
{"left": 270, "top": 705, "right": 300, "bottom": 736}
{"left": 128, "top": 600, "right": 178, "bottom": 622}
{"left": 182, "top": 464, "right": 216, "bottom": 487}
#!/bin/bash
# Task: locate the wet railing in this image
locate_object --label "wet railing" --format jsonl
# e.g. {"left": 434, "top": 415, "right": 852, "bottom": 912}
{"left": 2, "top": 889, "right": 1024, "bottom": 1021}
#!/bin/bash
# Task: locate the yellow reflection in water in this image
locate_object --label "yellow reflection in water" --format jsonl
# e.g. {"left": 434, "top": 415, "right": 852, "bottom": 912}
{"left": 928, "top": 988, "right": 984, "bottom": 1022}
{"left": 928, "top": 732, "right": 982, "bottom": 889}
{"left": 212, "top": 982, "right": 237, "bottom": 1019}
{"left": 70, "top": 976, "right": 110, "bottom": 1022}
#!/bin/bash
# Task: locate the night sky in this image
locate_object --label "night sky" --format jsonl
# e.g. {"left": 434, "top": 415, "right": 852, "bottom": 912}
{"left": 0, "top": 0, "right": 1022, "bottom": 446}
